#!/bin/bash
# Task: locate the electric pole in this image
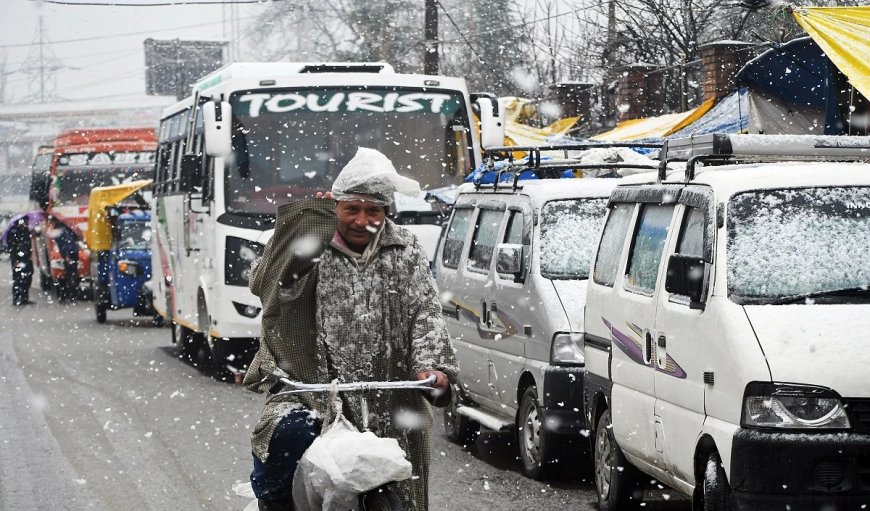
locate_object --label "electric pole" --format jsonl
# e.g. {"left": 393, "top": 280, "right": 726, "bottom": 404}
{"left": 424, "top": 0, "right": 439, "bottom": 75}
{"left": 20, "top": 16, "right": 65, "bottom": 103}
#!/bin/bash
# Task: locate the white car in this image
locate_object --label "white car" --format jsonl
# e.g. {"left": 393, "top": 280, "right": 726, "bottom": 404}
{"left": 435, "top": 172, "right": 621, "bottom": 480}
{"left": 583, "top": 134, "right": 870, "bottom": 511}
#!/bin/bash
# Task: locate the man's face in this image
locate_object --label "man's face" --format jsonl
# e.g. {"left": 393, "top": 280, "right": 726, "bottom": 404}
{"left": 335, "top": 200, "right": 386, "bottom": 252}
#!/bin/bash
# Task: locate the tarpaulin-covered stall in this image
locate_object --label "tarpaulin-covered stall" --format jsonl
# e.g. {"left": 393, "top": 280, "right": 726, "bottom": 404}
{"left": 590, "top": 99, "right": 715, "bottom": 142}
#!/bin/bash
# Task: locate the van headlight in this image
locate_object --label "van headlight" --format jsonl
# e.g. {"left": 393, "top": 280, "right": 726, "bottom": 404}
{"left": 741, "top": 382, "right": 850, "bottom": 430}
{"left": 550, "top": 332, "right": 584, "bottom": 365}
{"left": 225, "top": 236, "right": 265, "bottom": 286}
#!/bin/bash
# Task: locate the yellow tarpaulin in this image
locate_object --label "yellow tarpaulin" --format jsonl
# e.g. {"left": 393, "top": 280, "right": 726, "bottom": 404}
{"left": 86, "top": 180, "right": 151, "bottom": 251}
{"left": 591, "top": 99, "right": 715, "bottom": 142}
{"left": 505, "top": 116, "right": 580, "bottom": 146}
{"left": 791, "top": 6, "right": 870, "bottom": 101}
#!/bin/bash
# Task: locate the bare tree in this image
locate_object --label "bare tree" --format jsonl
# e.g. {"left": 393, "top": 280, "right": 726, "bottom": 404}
{"left": 245, "top": 0, "right": 424, "bottom": 72}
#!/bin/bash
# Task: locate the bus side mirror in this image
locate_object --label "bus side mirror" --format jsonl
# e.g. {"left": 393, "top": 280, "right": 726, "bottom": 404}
{"left": 665, "top": 254, "right": 710, "bottom": 310}
{"left": 203, "top": 101, "right": 232, "bottom": 158}
{"left": 181, "top": 153, "right": 203, "bottom": 192}
{"left": 475, "top": 96, "right": 505, "bottom": 150}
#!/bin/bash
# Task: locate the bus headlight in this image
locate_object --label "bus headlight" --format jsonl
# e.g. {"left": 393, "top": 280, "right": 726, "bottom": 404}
{"left": 225, "top": 236, "right": 265, "bottom": 286}
{"left": 741, "top": 382, "right": 850, "bottom": 430}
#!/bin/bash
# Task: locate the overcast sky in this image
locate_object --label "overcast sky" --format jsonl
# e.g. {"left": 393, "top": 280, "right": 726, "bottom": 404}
{"left": 0, "top": 0, "right": 272, "bottom": 104}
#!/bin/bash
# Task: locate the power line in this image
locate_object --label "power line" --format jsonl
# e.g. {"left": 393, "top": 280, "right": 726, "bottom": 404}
{"left": 0, "top": 17, "right": 252, "bottom": 48}
{"left": 438, "top": 7, "right": 586, "bottom": 45}
{"left": 433, "top": 0, "right": 485, "bottom": 64}
{"left": 33, "top": 0, "right": 284, "bottom": 6}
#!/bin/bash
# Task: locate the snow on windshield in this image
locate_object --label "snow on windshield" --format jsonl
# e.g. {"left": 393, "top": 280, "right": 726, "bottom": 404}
{"left": 539, "top": 198, "right": 607, "bottom": 279}
{"left": 727, "top": 186, "right": 870, "bottom": 301}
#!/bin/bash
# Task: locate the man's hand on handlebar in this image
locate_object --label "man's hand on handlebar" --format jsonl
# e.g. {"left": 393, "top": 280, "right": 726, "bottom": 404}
{"left": 414, "top": 370, "right": 448, "bottom": 391}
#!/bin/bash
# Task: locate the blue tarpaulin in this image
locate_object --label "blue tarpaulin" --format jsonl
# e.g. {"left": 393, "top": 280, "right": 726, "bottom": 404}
{"left": 669, "top": 88, "right": 749, "bottom": 138}
{"left": 735, "top": 36, "right": 829, "bottom": 110}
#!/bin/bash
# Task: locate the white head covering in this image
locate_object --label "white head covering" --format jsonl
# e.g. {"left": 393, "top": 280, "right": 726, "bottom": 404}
{"left": 331, "top": 147, "right": 421, "bottom": 205}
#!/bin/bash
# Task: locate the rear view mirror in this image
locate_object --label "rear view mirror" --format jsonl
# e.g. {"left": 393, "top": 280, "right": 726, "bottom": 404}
{"left": 496, "top": 243, "right": 524, "bottom": 278}
{"left": 665, "top": 254, "right": 710, "bottom": 310}
{"left": 203, "top": 101, "right": 232, "bottom": 158}
{"left": 181, "top": 153, "right": 203, "bottom": 192}
{"left": 475, "top": 96, "right": 505, "bottom": 150}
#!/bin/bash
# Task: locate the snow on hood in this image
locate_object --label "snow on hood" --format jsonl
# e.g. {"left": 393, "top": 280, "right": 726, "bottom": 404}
{"left": 551, "top": 279, "right": 588, "bottom": 332}
{"left": 744, "top": 304, "right": 870, "bottom": 397}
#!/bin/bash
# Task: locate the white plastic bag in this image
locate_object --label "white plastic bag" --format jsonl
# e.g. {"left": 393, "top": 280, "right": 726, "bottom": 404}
{"left": 292, "top": 412, "right": 412, "bottom": 511}
{"left": 331, "top": 147, "right": 421, "bottom": 202}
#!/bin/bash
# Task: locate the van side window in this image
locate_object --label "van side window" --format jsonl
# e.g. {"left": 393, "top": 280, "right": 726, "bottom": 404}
{"left": 625, "top": 204, "right": 675, "bottom": 294}
{"left": 676, "top": 207, "right": 705, "bottom": 258}
{"left": 593, "top": 203, "right": 633, "bottom": 287}
{"left": 467, "top": 209, "right": 503, "bottom": 273}
{"left": 442, "top": 208, "right": 473, "bottom": 269}
{"left": 498, "top": 210, "right": 529, "bottom": 279}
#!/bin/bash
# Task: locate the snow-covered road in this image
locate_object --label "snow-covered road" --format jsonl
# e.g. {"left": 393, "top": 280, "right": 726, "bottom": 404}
{"left": 0, "top": 270, "right": 688, "bottom": 510}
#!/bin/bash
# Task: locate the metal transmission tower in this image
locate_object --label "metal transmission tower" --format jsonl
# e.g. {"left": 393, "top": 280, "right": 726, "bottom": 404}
{"left": 19, "top": 16, "right": 66, "bottom": 103}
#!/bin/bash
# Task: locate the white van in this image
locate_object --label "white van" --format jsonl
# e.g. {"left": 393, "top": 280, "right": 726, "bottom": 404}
{"left": 434, "top": 166, "right": 627, "bottom": 479}
{"left": 583, "top": 134, "right": 870, "bottom": 511}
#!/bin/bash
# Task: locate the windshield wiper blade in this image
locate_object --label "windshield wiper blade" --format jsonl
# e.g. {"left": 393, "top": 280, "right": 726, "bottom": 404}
{"left": 778, "top": 286, "right": 870, "bottom": 304}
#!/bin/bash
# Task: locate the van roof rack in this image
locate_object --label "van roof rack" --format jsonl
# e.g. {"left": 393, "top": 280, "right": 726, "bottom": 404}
{"left": 659, "top": 133, "right": 870, "bottom": 182}
{"left": 473, "top": 142, "right": 662, "bottom": 192}
{"left": 484, "top": 142, "right": 662, "bottom": 167}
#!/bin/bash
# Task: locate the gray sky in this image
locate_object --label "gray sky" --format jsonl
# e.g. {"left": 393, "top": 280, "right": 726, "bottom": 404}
{"left": 0, "top": 0, "right": 271, "bottom": 104}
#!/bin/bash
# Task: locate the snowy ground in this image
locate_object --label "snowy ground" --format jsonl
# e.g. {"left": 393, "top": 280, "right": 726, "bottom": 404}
{"left": 0, "top": 270, "right": 689, "bottom": 510}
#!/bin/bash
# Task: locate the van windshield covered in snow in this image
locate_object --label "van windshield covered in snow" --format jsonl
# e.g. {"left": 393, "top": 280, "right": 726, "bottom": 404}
{"left": 226, "top": 88, "right": 472, "bottom": 215}
{"left": 727, "top": 186, "right": 870, "bottom": 304}
{"left": 539, "top": 198, "right": 608, "bottom": 279}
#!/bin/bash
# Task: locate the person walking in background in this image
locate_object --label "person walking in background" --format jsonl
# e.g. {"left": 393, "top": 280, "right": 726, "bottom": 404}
{"left": 51, "top": 217, "right": 80, "bottom": 303}
{"left": 7, "top": 216, "right": 34, "bottom": 306}
{"left": 244, "top": 147, "right": 457, "bottom": 511}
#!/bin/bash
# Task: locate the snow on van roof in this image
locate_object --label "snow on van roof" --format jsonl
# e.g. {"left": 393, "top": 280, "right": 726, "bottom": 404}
{"left": 456, "top": 177, "right": 622, "bottom": 206}
{"left": 612, "top": 160, "right": 870, "bottom": 198}
{"left": 687, "top": 161, "right": 870, "bottom": 197}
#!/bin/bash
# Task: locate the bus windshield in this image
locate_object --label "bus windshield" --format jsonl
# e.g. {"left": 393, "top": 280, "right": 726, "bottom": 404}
{"left": 54, "top": 165, "right": 153, "bottom": 206}
{"left": 226, "top": 88, "right": 473, "bottom": 215}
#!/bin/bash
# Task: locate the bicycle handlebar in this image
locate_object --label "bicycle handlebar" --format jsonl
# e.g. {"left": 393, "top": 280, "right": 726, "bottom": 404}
{"left": 275, "top": 374, "right": 437, "bottom": 395}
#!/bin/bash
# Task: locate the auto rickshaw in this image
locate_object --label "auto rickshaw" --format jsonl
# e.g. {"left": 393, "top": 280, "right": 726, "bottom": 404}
{"left": 86, "top": 180, "right": 158, "bottom": 324}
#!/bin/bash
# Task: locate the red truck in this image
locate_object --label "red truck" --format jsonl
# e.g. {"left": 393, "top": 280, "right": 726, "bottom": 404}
{"left": 29, "top": 127, "right": 157, "bottom": 298}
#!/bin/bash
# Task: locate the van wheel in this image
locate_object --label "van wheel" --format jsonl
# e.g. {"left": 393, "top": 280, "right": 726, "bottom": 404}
{"left": 518, "top": 386, "right": 562, "bottom": 480}
{"left": 702, "top": 452, "right": 732, "bottom": 511}
{"left": 443, "top": 384, "right": 479, "bottom": 446}
{"left": 594, "top": 409, "right": 642, "bottom": 511}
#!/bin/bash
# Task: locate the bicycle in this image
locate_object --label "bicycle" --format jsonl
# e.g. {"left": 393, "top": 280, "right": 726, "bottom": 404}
{"left": 243, "top": 374, "right": 437, "bottom": 511}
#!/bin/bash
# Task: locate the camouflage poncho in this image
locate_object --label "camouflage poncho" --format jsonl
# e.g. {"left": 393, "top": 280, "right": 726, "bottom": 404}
{"left": 245, "top": 198, "right": 457, "bottom": 511}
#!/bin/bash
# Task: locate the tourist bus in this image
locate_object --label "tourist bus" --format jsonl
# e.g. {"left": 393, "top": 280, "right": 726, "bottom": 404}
{"left": 149, "top": 62, "right": 484, "bottom": 379}
{"left": 29, "top": 128, "right": 157, "bottom": 296}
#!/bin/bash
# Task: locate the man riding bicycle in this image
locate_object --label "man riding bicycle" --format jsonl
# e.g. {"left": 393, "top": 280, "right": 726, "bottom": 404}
{"left": 244, "top": 147, "right": 457, "bottom": 511}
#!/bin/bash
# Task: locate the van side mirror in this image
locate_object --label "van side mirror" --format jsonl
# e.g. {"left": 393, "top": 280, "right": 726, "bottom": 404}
{"left": 474, "top": 96, "right": 505, "bottom": 150}
{"left": 496, "top": 243, "right": 524, "bottom": 278}
{"left": 181, "top": 153, "right": 203, "bottom": 192}
{"left": 203, "top": 101, "right": 232, "bottom": 158}
{"left": 665, "top": 254, "right": 710, "bottom": 310}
